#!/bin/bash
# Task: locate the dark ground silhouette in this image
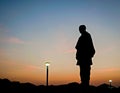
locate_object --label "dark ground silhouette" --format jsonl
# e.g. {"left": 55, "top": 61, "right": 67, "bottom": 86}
{"left": 0, "top": 78, "right": 120, "bottom": 93}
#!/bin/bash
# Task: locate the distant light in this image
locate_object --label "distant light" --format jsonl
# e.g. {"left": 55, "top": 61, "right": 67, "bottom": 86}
{"left": 45, "top": 62, "right": 50, "bottom": 66}
{"left": 109, "top": 80, "right": 112, "bottom": 83}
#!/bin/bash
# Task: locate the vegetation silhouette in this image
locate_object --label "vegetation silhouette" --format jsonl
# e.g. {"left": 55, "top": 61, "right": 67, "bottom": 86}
{"left": 0, "top": 78, "right": 120, "bottom": 93}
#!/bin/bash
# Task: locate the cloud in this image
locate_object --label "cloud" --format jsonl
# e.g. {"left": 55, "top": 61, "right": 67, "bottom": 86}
{"left": 0, "top": 37, "right": 25, "bottom": 44}
{"left": 95, "top": 67, "right": 120, "bottom": 73}
{"left": 64, "top": 49, "right": 76, "bottom": 54}
{"left": 102, "top": 68, "right": 120, "bottom": 72}
{"left": 7, "top": 37, "right": 25, "bottom": 44}
{"left": 24, "top": 65, "right": 40, "bottom": 71}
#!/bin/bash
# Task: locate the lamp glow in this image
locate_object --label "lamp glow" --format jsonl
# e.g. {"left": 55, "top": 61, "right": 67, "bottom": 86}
{"left": 109, "top": 80, "right": 112, "bottom": 83}
{"left": 45, "top": 62, "right": 50, "bottom": 66}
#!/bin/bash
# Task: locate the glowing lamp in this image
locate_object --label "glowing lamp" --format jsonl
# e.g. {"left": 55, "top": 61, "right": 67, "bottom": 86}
{"left": 109, "top": 80, "right": 112, "bottom": 83}
{"left": 45, "top": 62, "right": 50, "bottom": 86}
{"left": 45, "top": 62, "right": 50, "bottom": 66}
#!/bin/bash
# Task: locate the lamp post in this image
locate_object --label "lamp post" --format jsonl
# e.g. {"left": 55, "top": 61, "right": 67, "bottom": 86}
{"left": 109, "top": 80, "right": 112, "bottom": 88}
{"left": 45, "top": 62, "right": 50, "bottom": 86}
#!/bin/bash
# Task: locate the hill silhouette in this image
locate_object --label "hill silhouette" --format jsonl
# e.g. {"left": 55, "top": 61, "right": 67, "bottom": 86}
{"left": 0, "top": 78, "right": 119, "bottom": 93}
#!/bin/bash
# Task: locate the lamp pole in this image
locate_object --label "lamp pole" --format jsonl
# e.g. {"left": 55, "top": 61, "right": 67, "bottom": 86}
{"left": 109, "top": 80, "right": 112, "bottom": 89}
{"left": 45, "top": 62, "right": 50, "bottom": 86}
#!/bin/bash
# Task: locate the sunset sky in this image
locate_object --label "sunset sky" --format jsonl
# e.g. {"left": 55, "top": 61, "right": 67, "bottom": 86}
{"left": 0, "top": 0, "right": 120, "bottom": 87}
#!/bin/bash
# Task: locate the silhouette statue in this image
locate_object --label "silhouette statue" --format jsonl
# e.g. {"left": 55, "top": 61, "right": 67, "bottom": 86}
{"left": 75, "top": 25, "right": 95, "bottom": 89}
